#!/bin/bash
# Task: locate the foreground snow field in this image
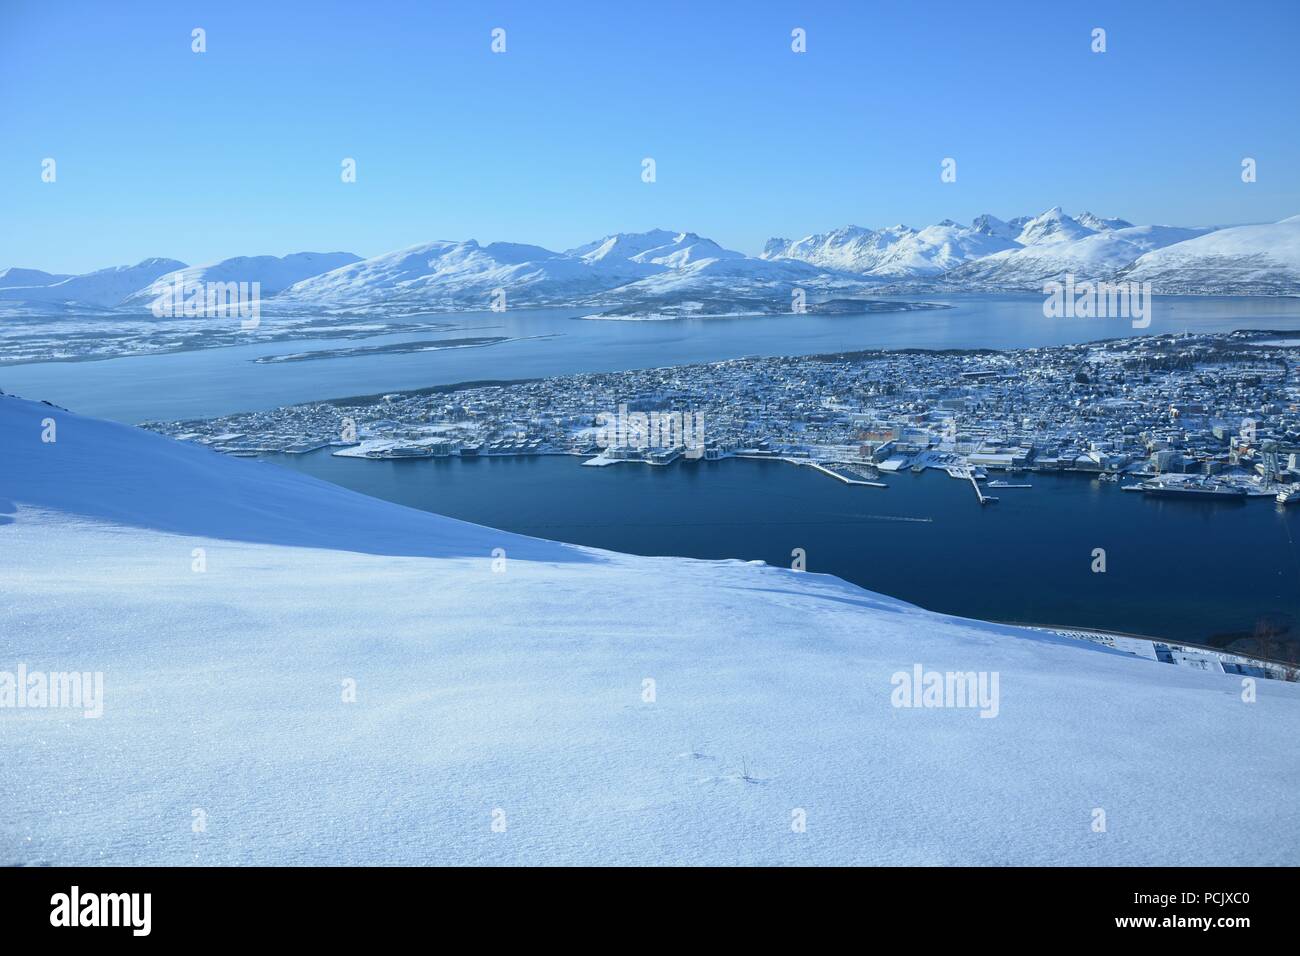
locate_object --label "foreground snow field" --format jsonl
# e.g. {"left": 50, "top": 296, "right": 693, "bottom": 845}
{"left": 1, "top": 393, "right": 1297, "bottom": 865}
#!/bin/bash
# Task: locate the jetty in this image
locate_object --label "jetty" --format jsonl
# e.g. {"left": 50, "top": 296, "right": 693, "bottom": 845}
{"left": 953, "top": 464, "right": 997, "bottom": 505}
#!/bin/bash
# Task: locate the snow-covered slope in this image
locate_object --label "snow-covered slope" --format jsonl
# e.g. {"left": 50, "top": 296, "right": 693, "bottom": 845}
{"left": 2, "top": 391, "right": 1296, "bottom": 865}
{"left": 567, "top": 229, "right": 742, "bottom": 269}
{"left": 628, "top": 231, "right": 745, "bottom": 268}
{"left": 763, "top": 209, "right": 1247, "bottom": 291}
{"left": 585, "top": 249, "right": 852, "bottom": 313}
{"left": 280, "top": 236, "right": 670, "bottom": 307}
{"left": 0, "top": 258, "right": 186, "bottom": 308}
{"left": 970, "top": 214, "right": 1020, "bottom": 241}
{"left": 763, "top": 224, "right": 914, "bottom": 273}
{"left": 566, "top": 228, "right": 682, "bottom": 263}
{"left": 0, "top": 267, "right": 72, "bottom": 289}
{"left": 1013, "top": 207, "right": 1097, "bottom": 246}
{"left": 763, "top": 219, "right": 1018, "bottom": 277}
{"left": 943, "top": 222, "right": 1216, "bottom": 290}
{"left": 1117, "top": 216, "right": 1300, "bottom": 294}
{"left": 119, "top": 252, "right": 362, "bottom": 305}
{"left": 1077, "top": 212, "right": 1134, "bottom": 232}
{"left": 282, "top": 230, "right": 856, "bottom": 311}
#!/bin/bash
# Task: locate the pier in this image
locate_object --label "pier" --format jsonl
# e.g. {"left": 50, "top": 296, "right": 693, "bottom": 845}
{"left": 954, "top": 465, "right": 997, "bottom": 505}
{"left": 808, "top": 461, "right": 888, "bottom": 487}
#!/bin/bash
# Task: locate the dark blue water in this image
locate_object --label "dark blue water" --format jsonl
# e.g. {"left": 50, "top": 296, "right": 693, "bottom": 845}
{"left": 9, "top": 295, "right": 1298, "bottom": 645}
{"left": 4, "top": 295, "right": 1298, "bottom": 423}
{"left": 263, "top": 451, "right": 1300, "bottom": 649}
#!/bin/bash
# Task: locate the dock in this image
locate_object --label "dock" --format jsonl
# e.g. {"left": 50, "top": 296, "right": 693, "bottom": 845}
{"left": 953, "top": 464, "right": 997, "bottom": 504}
{"left": 808, "top": 462, "right": 887, "bottom": 487}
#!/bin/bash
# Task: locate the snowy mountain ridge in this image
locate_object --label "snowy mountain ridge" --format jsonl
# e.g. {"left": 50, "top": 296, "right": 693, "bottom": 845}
{"left": 118, "top": 252, "right": 363, "bottom": 306}
{"left": 4, "top": 213, "right": 1298, "bottom": 311}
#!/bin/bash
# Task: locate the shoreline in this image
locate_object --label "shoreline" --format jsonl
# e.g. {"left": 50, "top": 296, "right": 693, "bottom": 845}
{"left": 259, "top": 448, "right": 1300, "bottom": 662}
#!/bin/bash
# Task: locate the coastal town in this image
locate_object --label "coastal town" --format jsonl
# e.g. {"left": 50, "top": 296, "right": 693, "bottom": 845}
{"left": 143, "top": 330, "right": 1300, "bottom": 506}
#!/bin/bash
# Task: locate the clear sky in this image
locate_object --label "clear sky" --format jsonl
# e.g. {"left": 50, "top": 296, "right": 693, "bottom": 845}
{"left": 2, "top": 0, "right": 1297, "bottom": 273}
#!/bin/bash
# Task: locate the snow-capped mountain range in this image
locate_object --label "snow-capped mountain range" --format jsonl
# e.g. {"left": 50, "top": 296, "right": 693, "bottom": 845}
{"left": 3, "top": 211, "right": 1298, "bottom": 312}
{"left": 763, "top": 218, "right": 1021, "bottom": 277}
{"left": 117, "top": 252, "right": 362, "bottom": 306}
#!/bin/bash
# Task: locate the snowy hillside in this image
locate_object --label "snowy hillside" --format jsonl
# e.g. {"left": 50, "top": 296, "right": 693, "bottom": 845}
{"left": 118, "top": 252, "right": 362, "bottom": 305}
{"left": 970, "top": 214, "right": 1021, "bottom": 241}
{"left": 942, "top": 222, "right": 1216, "bottom": 290}
{"left": 1117, "top": 216, "right": 1300, "bottom": 294}
{"left": 1077, "top": 212, "right": 1134, "bottom": 232}
{"left": 581, "top": 237, "right": 854, "bottom": 314}
{"left": 280, "top": 230, "right": 857, "bottom": 312}
{"left": 278, "top": 237, "right": 654, "bottom": 307}
{"left": 764, "top": 208, "right": 1242, "bottom": 291}
{"left": 0, "top": 267, "right": 72, "bottom": 289}
{"left": 763, "top": 220, "right": 1019, "bottom": 277}
{"left": 1013, "top": 207, "right": 1097, "bottom": 246}
{"left": 1, "top": 391, "right": 1296, "bottom": 865}
{"left": 567, "top": 229, "right": 743, "bottom": 269}
{"left": 0, "top": 258, "right": 185, "bottom": 308}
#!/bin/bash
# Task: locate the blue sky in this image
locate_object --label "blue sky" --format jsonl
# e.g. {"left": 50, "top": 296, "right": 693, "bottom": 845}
{"left": 2, "top": 0, "right": 1297, "bottom": 273}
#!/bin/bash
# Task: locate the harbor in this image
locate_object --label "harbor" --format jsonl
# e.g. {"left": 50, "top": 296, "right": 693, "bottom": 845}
{"left": 145, "top": 329, "right": 1300, "bottom": 510}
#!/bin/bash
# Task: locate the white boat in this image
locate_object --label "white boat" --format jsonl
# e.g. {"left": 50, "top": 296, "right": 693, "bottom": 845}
{"left": 1278, "top": 488, "right": 1300, "bottom": 505}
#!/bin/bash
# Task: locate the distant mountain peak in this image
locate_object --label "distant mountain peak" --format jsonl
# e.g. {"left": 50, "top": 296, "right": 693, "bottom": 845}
{"left": 1077, "top": 212, "right": 1135, "bottom": 232}
{"left": 0, "top": 266, "right": 74, "bottom": 290}
{"left": 762, "top": 217, "right": 1016, "bottom": 277}
{"left": 1015, "top": 208, "right": 1095, "bottom": 246}
{"left": 971, "top": 214, "right": 1019, "bottom": 240}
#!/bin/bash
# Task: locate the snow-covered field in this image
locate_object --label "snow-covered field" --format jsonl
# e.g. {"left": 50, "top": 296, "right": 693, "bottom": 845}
{"left": 1, "top": 392, "right": 1297, "bottom": 865}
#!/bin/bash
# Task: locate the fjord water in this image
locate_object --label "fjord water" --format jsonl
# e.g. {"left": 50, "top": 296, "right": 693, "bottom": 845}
{"left": 264, "top": 452, "right": 1300, "bottom": 649}
{"left": 6, "top": 294, "right": 1299, "bottom": 645}
{"left": 3, "top": 294, "right": 1299, "bottom": 423}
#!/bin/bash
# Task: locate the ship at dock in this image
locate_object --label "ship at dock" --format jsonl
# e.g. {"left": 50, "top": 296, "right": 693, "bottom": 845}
{"left": 1124, "top": 477, "right": 1248, "bottom": 500}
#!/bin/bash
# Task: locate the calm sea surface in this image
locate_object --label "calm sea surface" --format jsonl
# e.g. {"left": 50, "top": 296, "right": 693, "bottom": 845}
{"left": 3, "top": 294, "right": 1298, "bottom": 423}
{"left": 7, "top": 295, "right": 1299, "bottom": 644}
{"left": 263, "top": 452, "right": 1300, "bottom": 648}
